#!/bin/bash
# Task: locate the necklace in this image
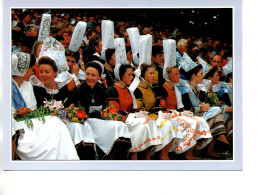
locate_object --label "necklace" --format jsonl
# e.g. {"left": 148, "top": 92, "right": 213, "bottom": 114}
{"left": 89, "top": 86, "right": 96, "bottom": 103}
{"left": 90, "top": 93, "right": 95, "bottom": 104}
{"left": 46, "top": 82, "right": 57, "bottom": 105}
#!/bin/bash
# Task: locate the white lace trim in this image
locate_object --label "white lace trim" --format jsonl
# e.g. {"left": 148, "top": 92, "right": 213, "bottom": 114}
{"left": 29, "top": 73, "right": 74, "bottom": 95}
{"left": 69, "top": 21, "right": 87, "bottom": 52}
{"left": 163, "top": 39, "right": 176, "bottom": 81}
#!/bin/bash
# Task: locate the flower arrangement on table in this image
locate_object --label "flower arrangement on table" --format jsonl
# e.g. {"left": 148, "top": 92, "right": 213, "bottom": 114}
{"left": 15, "top": 99, "right": 88, "bottom": 129}
{"left": 102, "top": 104, "right": 122, "bottom": 121}
{"left": 44, "top": 99, "right": 88, "bottom": 124}
{"left": 205, "top": 92, "right": 219, "bottom": 107}
{"left": 63, "top": 104, "right": 88, "bottom": 124}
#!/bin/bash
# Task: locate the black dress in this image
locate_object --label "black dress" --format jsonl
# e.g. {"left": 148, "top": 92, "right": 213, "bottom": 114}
{"left": 103, "top": 67, "right": 116, "bottom": 88}
{"left": 75, "top": 82, "right": 131, "bottom": 160}
{"left": 33, "top": 84, "right": 74, "bottom": 108}
{"left": 72, "top": 82, "right": 106, "bottom": 118}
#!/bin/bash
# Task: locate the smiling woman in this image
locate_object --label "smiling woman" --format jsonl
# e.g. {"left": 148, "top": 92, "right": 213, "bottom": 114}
{"left": 11, "top": 52, "right": 79, "bottom": 160}
{"left": 38, "top": 57, "right": 58, "bottom": 89}
{"left": 72, "top": 61, "right": 131, "bottom": 160}
{"left": 33, "top": 56, "right": 76, "bottom": 108}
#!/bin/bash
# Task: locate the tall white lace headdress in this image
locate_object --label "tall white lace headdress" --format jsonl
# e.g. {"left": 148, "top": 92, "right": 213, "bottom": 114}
{"left": 197, "top": 56, "right": 210, "bottom": 76}
{"left": 128, "top": 34, "right": 152, "bottom": 108}
{"left": 37, "top": 37, "right": 73, "bottom": 85}
{"left": 38, "top": 14, "right": 51, "bottom": 42}
{"left": 126, "top": 27, "right": 140, "bottom": 66}
{"left": 69, "top": 21, "right": 87, "bottom": 52}
{"left": 178, "top": 52, "right": 198, "bottom": 72}
{"left": 163, "top": 39, "right": 176, "bottom": 82}
{"left": 101, "top": 20, "right": 115, "bottom": 61}
{"left": 114, "top": 38, "right": 129, "bottom": 81}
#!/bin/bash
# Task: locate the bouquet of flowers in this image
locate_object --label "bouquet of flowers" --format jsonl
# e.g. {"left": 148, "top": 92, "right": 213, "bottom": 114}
{"left": 14, "top": 100, "right": 56, "bottom": 129}
{"left": 64, "top": 104, "right": 88, "bottom": 124}
{"left": 45, "top": 99, "right": 88, "bottom": 124}
{"left": 44, "top": 99, "right": 64, "bottom": 115}
{"left": 205, "top": 92, "right": 219, "bottom": 107}
{"left": 102, "top": 104, "right": 122, "bottom": 121}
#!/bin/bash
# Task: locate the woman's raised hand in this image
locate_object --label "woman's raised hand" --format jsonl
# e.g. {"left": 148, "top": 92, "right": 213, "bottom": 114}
{"left": 72, "top": 64, "right": 80, "bottom": 76}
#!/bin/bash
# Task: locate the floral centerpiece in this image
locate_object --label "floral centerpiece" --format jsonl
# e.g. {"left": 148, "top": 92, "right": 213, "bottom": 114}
{"left": 64, "top": 104, "right": 88, "bottom": 124}
{"left": 45, "top": 99, "right": 88, "bottom": 124}
{"left": 102, "top": 104, "right": 122, "bottom": 121}
{"left": 205, "top": 92, "right": 219, "bottom": 107}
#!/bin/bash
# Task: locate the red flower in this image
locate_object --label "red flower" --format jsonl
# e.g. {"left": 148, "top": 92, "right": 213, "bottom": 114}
{"left": 108, "top": 106, "right": 117, "bottom": 115}
{"left": 76, "top": 109, "right": 86, "bottom": 119}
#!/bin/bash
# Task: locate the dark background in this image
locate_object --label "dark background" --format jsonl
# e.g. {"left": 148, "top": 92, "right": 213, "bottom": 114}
{"left": 32, "top": 8, "right": 232, "bottom": 43}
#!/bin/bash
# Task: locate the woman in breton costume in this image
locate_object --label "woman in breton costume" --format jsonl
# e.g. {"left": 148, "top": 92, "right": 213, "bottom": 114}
{"left": 214, "top": 59, "right": 233, "bottom": 141}
{"left": 126, "top": 27, "right": 140, "bottom": 68}
{"left": 211, "top": 58, "right": 233, "bottom": 107}
{"left": 198, "top": 59, "right": 233, "bottom": 142}
{"left": 105, "top": 37, "right": 161, "bottom": 160}
{"left": 132, "top": 62, "right": 181, "bottom": 160}
{"left": 65, "top": 21, "right": 88, "bottom": 83}
{"left": 30, "top": 37, "right": 96, "bottom": 160}
{"left": 154, "top": 39, "right": 212, "bottom": 160}
{"left": 30, "top": 14, "right": 51, "bottom": 81}
{"left": 177, "top": 52, "right": 230, "bottom": 159}
{"left": 129, "top": 37, "right": 179, "bottom": 160}
{"left": 72, "top": 60, "right": 131, "bottom": 160}
{"left": 11, "top": 52, "right": 79, "bottom": 160}
{"left": 101, "top": 20, "right": 117, "bottom": 88}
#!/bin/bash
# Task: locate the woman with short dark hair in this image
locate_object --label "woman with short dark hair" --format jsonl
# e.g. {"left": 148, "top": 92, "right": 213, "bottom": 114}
{"left": 73, "top": 61, "right": 131, "bottom": 160}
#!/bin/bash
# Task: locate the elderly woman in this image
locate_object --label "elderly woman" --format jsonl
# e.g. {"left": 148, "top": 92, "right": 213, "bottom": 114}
{"left": 178, "top": 53, "right": 230, "bottom": 159}
{"left": 12, "top": 52, "right": 79, "bottom": 160}
{"left": 72, "top": 61, "right": 131, "bottom": 160}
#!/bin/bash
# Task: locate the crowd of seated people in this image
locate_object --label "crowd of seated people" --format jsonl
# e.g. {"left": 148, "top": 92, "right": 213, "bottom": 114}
{"left": 11, "top": 9, "right": 233, "bottom": 161}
